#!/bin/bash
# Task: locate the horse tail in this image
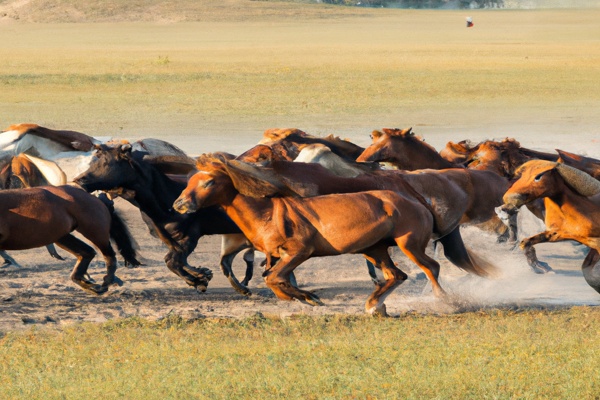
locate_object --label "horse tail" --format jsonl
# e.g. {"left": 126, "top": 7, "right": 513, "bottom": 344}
{"left": 438, "top": 227, "right": 499, "bottom": 278}
{"left": 97, "top": 192, "right": 143, "bottom": 267}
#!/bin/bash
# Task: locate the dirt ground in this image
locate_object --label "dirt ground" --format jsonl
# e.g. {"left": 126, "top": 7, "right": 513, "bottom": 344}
{"left": 1, "top": 136, "right": 599, "bottom": 334}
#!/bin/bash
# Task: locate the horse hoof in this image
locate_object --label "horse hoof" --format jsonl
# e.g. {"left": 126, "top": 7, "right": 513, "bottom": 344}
{"left": 104, "top": 275, "right": 124, "bottom": 287}
{"left": 305, "top": 293, "right": 324, "bottom": 306}
{"left": 195, "top": 283, "right": 208, "bottom": 293}
{"left": 367, "top": 303, "right": 388, "bottom": 317}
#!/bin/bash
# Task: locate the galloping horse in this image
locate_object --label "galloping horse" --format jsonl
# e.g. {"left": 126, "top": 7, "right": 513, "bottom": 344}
{"left": 0, "top": 185, "right": 136, "bottom": 294}
{"left": 173, "top": 154, "right": 442, "bottom": 316}
{"left": 501, "top": 160, "right": 600, "bottom": 293}
{"left": 74, "top": 144, "right": 254, "bottom": 295}
{"left": 195, "top": 155, "right": 497, "bottom": 289}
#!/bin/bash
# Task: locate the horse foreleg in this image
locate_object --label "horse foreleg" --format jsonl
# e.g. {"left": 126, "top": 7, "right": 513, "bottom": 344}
{"left": 165, "top": 249, "right": 213, "bottom": 292}
{"left": 519, "top": 232, "right": 554, "bottom": 274}
{"left": 363, "top": 248, "right": 408, "bottom": 317}
{"left": 263, "top": 248, "right": 321, "bottom": 306}
{"left": 56, "top": 234, "right": 107, "bottom": 295}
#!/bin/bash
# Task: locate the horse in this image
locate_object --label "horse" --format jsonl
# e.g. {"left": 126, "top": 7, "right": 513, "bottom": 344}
{"left": 173, "top": 153, "right": 444, "bottom": 316}
{"left": 258, "top": 128, "right": 365, "bottom": 161}
{"left": 207, "top": 154, "right": 498, "bottom": 288}
{"left": 74, "top": 144, "right": 255, "bottom": 295}
{"left": 500, "top": 160, "right": 600, "bottom": 294}
{"left": 0, "top": 185, "right": 140, "bottom": 294}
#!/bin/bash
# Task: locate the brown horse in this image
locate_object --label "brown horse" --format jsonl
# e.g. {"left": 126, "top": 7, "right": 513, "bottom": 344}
{"left": 173, "top": 154, "right": 443, "bottom": 316}
{"left": 501, "top": 160, "right": 600, "bottom": 293}
{"left": 0, "top": 154, "right": 67, "bottom": 265}
{"left": 0, "top": 185, "right": 130, "bottom": 294}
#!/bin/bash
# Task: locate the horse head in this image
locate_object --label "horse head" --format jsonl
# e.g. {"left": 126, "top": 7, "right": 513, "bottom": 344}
{"left": 439, "top": 139, "right": 478, "bottom": 164}
{"left": 74, "top": 143, "right": 138, "bottom": 192}
{"left": 358, "top": 127, "right": 445, "bottom": 170}
{"left": 502, "top": 160, "right": 600, "bottom": 213}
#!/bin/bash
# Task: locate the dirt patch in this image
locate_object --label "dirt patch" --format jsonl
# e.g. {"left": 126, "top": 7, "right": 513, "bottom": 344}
{"left": 1, "top": 196, "right": 598, "bottom": 333}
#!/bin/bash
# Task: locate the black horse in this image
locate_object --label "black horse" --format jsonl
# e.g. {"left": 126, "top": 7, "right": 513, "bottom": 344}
{"left": 74, "top": 144, "right": 254, "bottom": 295}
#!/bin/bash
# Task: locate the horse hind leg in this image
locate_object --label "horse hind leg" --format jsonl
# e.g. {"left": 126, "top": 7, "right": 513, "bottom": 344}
{"left": 363, "top": 247, "right": 408, "bottom": 317}
{"left": 395, "top": 234, "right": 446, "bottom": 298}
{"left": 56, "top": 234, "right": 108, "bottom": 295}
{"left": 220, "top": 234, "right": 253, "bottom": 296}
{"left": 0, "top": 251, "right": 23, "bottom": 268}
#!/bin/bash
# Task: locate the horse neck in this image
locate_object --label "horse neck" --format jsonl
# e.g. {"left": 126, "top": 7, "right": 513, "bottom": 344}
{"left": 392, "top": 148, "right": 455, "bottom": 170}
{"left": 544, "top": 183, "right": 600, "bottom": 221}
{"left": 130, "top": 161, "right": 185, "bottom": 221}
{"left": 220, "top": 193, "right": 274, "bottom": 246}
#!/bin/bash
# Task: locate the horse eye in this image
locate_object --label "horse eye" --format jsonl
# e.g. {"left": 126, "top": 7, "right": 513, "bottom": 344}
{"left": 534, "top": 173, "right": 544, "bottom": 182}
{"left": 203, "top": 179, "right": 214, "bottom": 188}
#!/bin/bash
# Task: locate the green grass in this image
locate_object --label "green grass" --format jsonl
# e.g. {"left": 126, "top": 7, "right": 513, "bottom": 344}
{"left": 1, "top": 307, "right": 600, "bottom": 399}
{"left": 1, "top": 9, "right": 599, "bottom": 138}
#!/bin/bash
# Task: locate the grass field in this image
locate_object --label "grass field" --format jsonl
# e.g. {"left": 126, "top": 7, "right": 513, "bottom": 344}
{"left": 2, "top": 307, "right": 600, "bottom": 399}
{"left": 1, "top": 7, "right": 599, "bottom": 152}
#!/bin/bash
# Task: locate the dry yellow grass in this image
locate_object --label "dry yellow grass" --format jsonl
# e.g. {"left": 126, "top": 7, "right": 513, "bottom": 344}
{"left": 0, "top": 8, "right": 598, "bottom": 146}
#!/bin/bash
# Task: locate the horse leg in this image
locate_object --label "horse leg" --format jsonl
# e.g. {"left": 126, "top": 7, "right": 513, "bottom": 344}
{"left": 165, "top": 249, "right": 213, "bottom": 292}
{"left": 46, "top": 244, "right": 65, "bottom": 261}
{"left": 581, "top": 248, "right": 600, "bottom": 294}
{"left": 220, "top": 234, "right": 252, "bottom": 296}
{"left": 520, "top": 232, "right": 554, "bottom": 274}
{"left": 363, "top": 248, "right": 407, "bottom": 317}
{"left": 55, "top": 234, "right": 107, "bottom": 295}
{"left": 262, "top": 248, "right": 322, "bottom": 306}
{"left": 395, "top": 234, "right": 446, "bottom": 298}
{"left": 0, "top": 251, "right": 23, "bottom": 268}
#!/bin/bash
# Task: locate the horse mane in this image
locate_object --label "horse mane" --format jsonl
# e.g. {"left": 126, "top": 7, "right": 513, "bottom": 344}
{"left": 555, "top": 163, "right": 600, "bottom": 197}
{"left": 224, "top": 160, "right": 312, "bottom": 198}
{"left": 196, "top": 152, "right": 235, "bottom": 169}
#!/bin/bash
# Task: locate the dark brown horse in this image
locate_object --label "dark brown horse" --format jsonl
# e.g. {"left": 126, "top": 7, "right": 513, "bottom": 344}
{"left": 0, "top": 185, "right": 138, "bottom": 294}
{"left": 501, "top": 160, "right": 600, "bottom": 294}
{"left": 74, "top": 144, "right": 254, "bottom": 295}
{"left": 174, "top": 154, "right": 442, "bottom": 316}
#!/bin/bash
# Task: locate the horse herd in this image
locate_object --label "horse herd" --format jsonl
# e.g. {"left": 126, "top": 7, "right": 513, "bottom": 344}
{"left": 1, "top": 124, "right": 599, "bottom": 316}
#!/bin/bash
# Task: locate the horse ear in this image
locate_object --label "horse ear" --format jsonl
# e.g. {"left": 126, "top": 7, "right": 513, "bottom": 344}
{"left": 404, "top": 127, "right": 414, "bottom": 136}
{"left": 370, "top": 130, "right": 383, "bottom": 140}
{"left": 555, "top": 163, "right": 600, "bottom": 197}
{"left": 121, "top": 144, "right": 132, "bottom": 153}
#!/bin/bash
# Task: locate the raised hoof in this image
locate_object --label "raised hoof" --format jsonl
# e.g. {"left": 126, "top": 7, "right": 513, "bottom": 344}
{"left": 195, "top": 282, "right": 209, "bottom": 293}
{"left": 304, "top": 292, "right": 324, "bottom": 306}
{"left": 367, "top": 303, "right": 388, "bottom": 317}
{"left": 185, "top": 266, "right": 214, "bottom": 282}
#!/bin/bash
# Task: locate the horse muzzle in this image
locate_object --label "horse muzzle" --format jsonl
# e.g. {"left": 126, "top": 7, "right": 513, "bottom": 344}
{"left": 173, "top": 197, "right": 197, "bottom": 214}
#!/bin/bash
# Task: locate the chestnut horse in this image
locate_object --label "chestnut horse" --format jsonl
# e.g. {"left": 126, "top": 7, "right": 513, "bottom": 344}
{"left": 0, "top": 185, "right": 136, "bottom": 294}
{"left": 501, "top": 160, "right": 600, "bottom": 293}
{"left": 173, "top": 154, "right": 442, "bottom": 316}
{"left": 74, "top": 144, "right": 254, "bottom": 295}
{"left": 183, "top": 154, "right": 498, "bottom": 290}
